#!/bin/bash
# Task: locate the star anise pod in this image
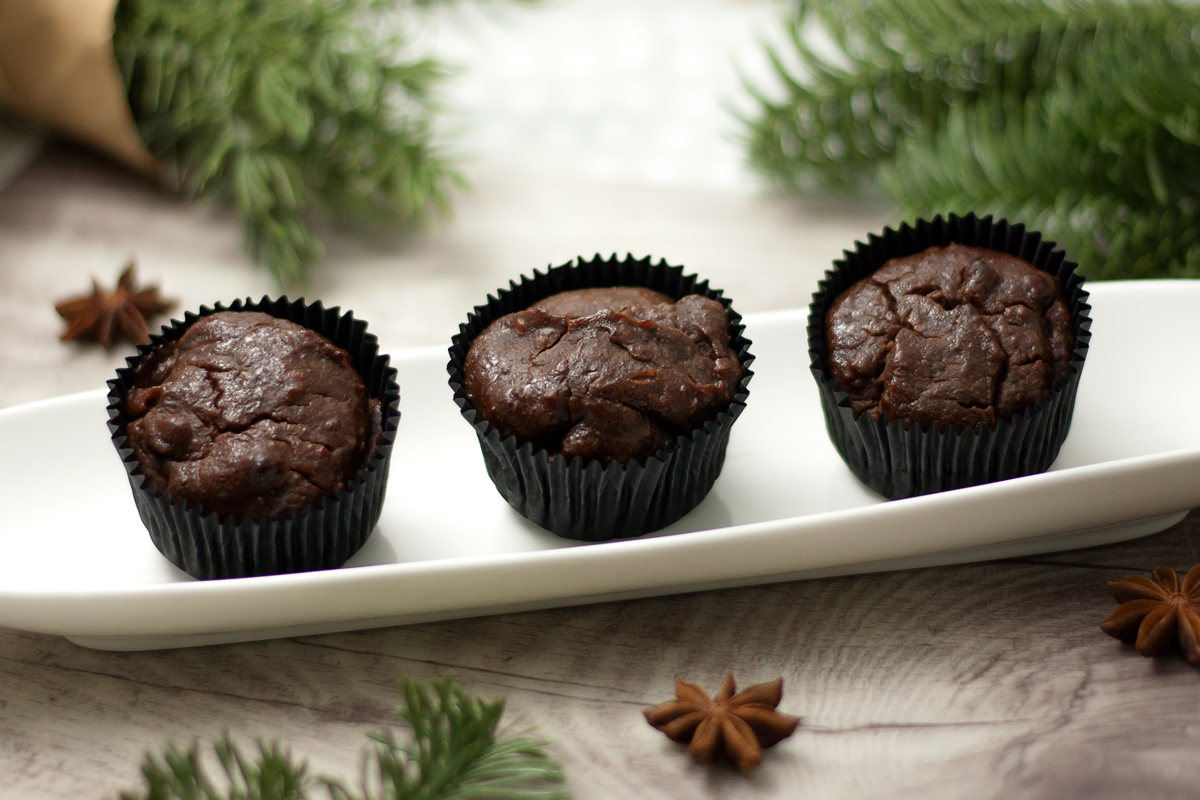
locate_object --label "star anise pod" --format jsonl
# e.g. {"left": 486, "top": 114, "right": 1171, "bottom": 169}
{"left": 643, "top": 672, "right": 800, "bottom": 771}
{"left": 1100, "top": 565, "right": 1200, "bottom": 665}
{"left": 55, "top": 261, "right": 175, "bottom": 347}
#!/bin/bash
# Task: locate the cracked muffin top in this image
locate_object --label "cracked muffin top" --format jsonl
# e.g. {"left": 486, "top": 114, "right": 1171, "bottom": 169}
{"left": 463, "top": 286, "right": 742, "bottom": 464}
{"left": 825, "top": 243, "right": 1075, "bottom": 430}
{"left": 124, "top": 311, "right": 382, "bottom": 522}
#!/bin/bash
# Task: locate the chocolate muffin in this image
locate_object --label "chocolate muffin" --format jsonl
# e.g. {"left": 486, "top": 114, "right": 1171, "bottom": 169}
{"left": 448, "top": 253, "right": 753, "bottom": 541}
{"left": 124, "top": 311, "right": 382, "bottom": 522}
{"left": 809, "top": 214, "right": 1090, "bottom": 499}
{"left": 825, "top": 242, "right": 1075, "bottom": 430}
{"left": 109, "top": 297, "right": 400, "bottom": 579}
{"left": 463, "top": 286, "right": 742, "bottom": 464}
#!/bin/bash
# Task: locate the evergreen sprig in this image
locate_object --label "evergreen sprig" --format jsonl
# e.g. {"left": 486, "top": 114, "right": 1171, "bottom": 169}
{"left": 120, "top": 738, "right": 310, "bottom": 800}
{"left": 118, "top": 675, "right": 569, "bottom": 800}
{"left": 113, "top": 0, "right": 464, "bottom": 287}
{"left": 745, "top": 0, "right": 1200, "bottom": 279}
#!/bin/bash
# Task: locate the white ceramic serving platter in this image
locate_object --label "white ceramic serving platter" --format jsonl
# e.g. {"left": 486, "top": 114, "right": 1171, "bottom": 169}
{"left": 3, "top": 281, "right": 1200, "bottom": 651}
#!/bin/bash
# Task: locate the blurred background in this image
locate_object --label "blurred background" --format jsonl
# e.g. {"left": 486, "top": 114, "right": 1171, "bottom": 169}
{"left": 4, "top": 0, "right": 1197, "bottom": 399}
{"left": 0, "top": 0, "right": 890, "bottom": 408}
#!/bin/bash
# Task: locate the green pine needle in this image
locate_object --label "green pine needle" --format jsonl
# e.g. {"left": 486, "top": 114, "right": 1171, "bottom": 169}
{"left": 326, "top": 676, "right": 569, "bottom": 800}
{"left": 113, "top": 0, "right": 467, "bottom": 287}
{"left": 118, "top": 675, "right": 569, "bottom": 800}
{"left": 119, "top": 737, "right": 310, "bottom": 800}
{"left": 745, "top": 0, "right": 1200, "bottom": 279}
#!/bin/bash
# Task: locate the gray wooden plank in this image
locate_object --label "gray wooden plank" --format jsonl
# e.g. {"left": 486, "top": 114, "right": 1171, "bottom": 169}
{"left": 3, "top": 514, "right": 1199, "bottom": 798}
{"left": 3, "top": 128, "right": 1198, "bottom": 800}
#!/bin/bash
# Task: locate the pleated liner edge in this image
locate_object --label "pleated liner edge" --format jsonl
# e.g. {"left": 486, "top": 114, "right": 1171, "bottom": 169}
{"left": 808, "top": 213, "right": 1092, "bottom": 500}
{"left": 447, "top": 254, "right": 755, "bottom": 541}
{"left": 106, "top": 296, "right": 401, "bottom": 580}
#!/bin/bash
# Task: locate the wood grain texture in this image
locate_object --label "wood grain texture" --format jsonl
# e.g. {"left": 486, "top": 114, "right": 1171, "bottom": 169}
{"left": 4, "top": 515, "right": 1200, "bottom": 799}
{"left": 3, "top": 146, "right": 1199, "bottom": 800}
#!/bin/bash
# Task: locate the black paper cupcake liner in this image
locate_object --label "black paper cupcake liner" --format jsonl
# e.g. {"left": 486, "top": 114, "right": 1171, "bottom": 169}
{"left": 809, "top": 213, "right": 1091, "bottom": 499}
{"left": 107, "top": 297, "right": 401, "bottom": 580}
{"left": 448, "top": 254, "right": 754, "bottom": 541}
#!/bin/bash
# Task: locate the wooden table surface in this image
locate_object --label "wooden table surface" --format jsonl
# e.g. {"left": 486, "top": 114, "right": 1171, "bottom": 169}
{"left": 3, "top": 147, "right": 1200, "bottom": 800}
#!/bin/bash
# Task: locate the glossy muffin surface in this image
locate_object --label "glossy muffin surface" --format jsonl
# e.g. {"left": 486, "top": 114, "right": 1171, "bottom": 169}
{"left": 125, "top": 311, "right": 381, "bottom": 521}
{"left": 464, "top": 287, "right": 741, "bottom": 463}
{"left": 826, "top": 243, "right": 1074, "bottom": 429}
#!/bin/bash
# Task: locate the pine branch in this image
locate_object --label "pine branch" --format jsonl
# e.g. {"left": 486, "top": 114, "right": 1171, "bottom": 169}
{"left": 117, "top": 675, "right": 569, "bottom": 800}
{"left": 113, "top": 0, "right": 468, "bottom": 287}
{"left": 745, "top": 0, "right": 1200, "bottom": 278}
{"left": 325, "top": 676, "right": 569, "bottom": 800}
{"left": 119, "top": 737, "right": 311, "bottom": 800}
{"left": 882, "top": 100, "right": 1200, "bottom": 279}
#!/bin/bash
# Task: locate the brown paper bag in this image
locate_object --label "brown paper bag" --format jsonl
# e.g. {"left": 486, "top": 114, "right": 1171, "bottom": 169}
{"left": 0, "top": 0, "right": 158, "bottom": 175}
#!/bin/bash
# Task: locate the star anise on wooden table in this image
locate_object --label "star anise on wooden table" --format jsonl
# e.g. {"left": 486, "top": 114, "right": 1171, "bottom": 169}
{"left": 643, "top": 672, "right": 800, "bottom": 771}
{"left": 1100, "top": 565, "right": 1200, "bottom": 665}
{"left": 55, "top": 261, "right": 175, "bottom": 347}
